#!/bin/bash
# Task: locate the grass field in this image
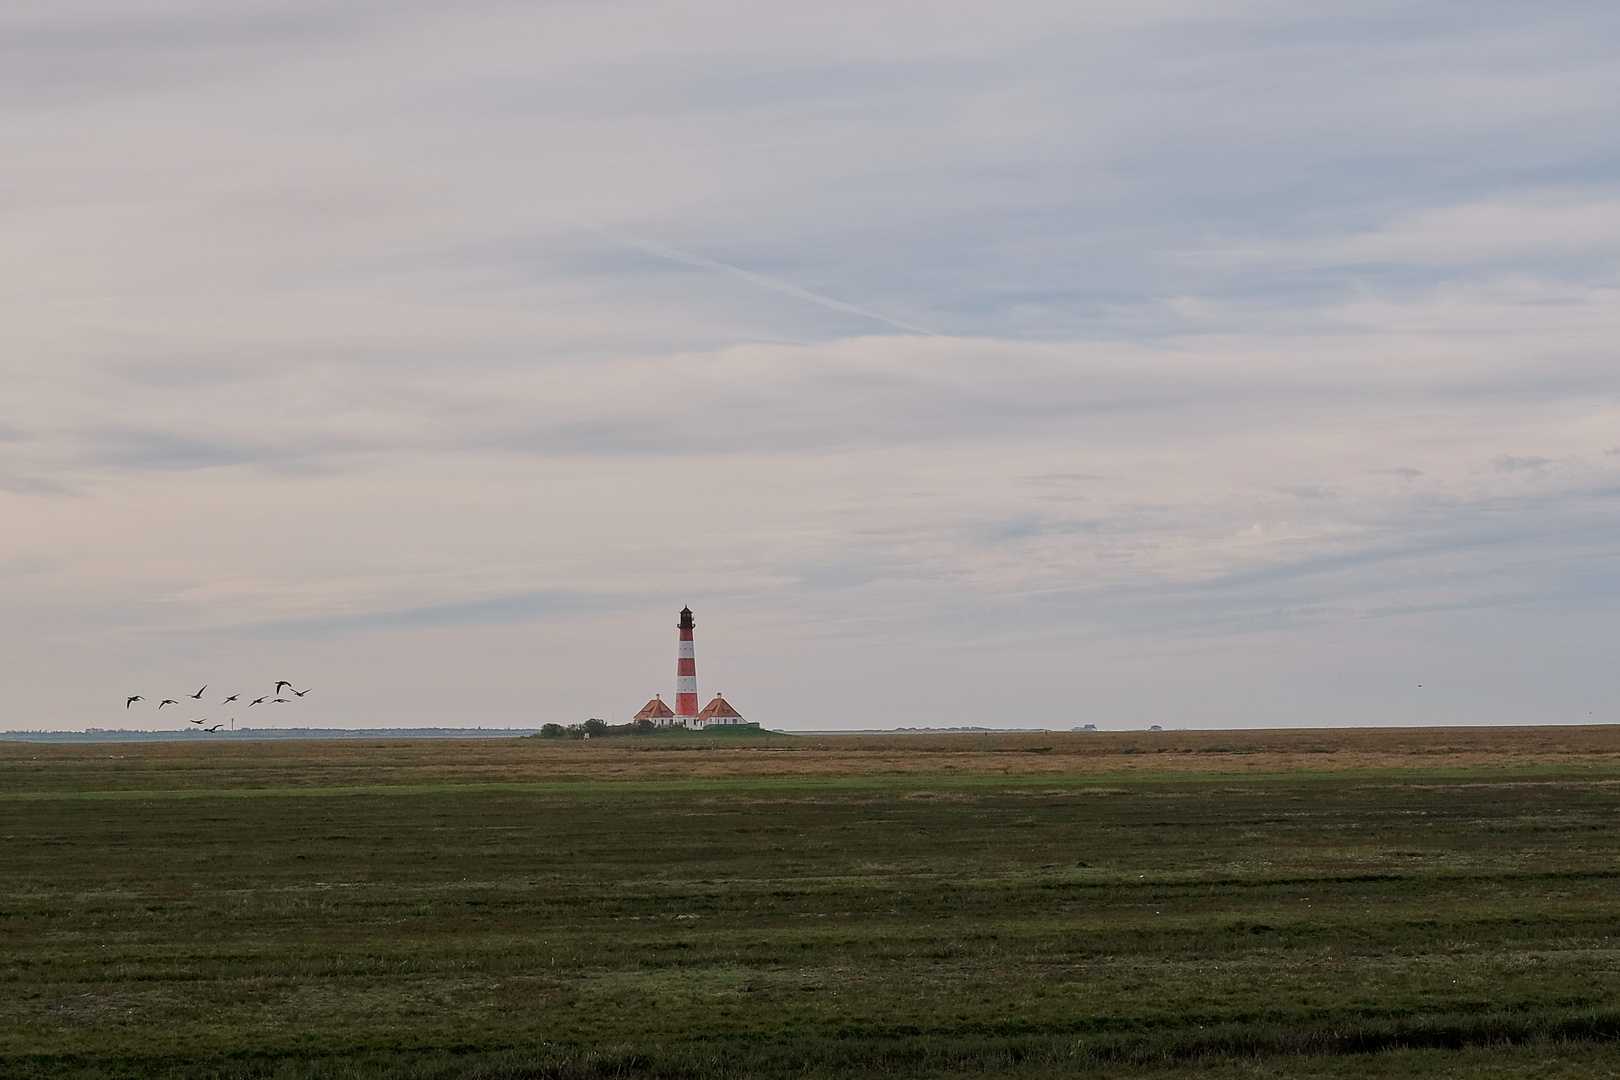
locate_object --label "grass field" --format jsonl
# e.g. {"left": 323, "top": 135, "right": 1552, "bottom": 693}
{"left": 5, "top": 727, "right": 1620, "bottom": 1078}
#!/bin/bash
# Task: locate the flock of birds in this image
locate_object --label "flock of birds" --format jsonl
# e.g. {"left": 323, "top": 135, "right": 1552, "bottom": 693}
{"left": 123, "top": 681, "right": 311, "bottom": 732}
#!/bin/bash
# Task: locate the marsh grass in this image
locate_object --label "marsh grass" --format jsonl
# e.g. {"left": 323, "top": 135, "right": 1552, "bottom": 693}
{"left": 11, "top": 726, "right": 1620, "bottom": 794}
{"left": 5, "top": 730, "right": 1620, "bottom": 1076}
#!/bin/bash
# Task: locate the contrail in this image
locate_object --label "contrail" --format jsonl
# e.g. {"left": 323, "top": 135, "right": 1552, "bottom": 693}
{"left": 583, "top": 224, "right": 932, "bottom": 335}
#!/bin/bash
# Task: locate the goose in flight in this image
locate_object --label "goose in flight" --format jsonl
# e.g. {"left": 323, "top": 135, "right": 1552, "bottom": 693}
{"left": 248, "top": 696, "right": 269, "bottom": 706}
{"left": 203, "top": 724, "right": 224, "bottom": 733}
{"left": 290, "top": 688, "right": 312, "bottom": 697}
{"left": 158, "top": 699, "right": 180, "bottom": 708}
{"left": 271, "top": 698, "right": 291, "bottom": 704}
{"left": 274, "top": 680, "right": 294, "bottom": 695}
{"left": 222, "top": 695, "right": 239, "bottom": 704}
{"left": 189, "top": 685, "right": 207, "bottom": 699}
{"left": 189, "top": 718, "right": 207, "bottom": 725}
{"left": 125, "top": 695, "right": 144, "bottom": 708}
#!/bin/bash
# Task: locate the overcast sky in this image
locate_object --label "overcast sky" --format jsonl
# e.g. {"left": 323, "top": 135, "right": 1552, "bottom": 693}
{"left": 5, "top": 0, "right": 1619, "bottom": 731}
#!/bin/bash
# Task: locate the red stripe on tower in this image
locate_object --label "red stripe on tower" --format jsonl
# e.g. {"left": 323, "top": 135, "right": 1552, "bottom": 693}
{"left": 675, "top": 606, "right": 698, "bottom": 723}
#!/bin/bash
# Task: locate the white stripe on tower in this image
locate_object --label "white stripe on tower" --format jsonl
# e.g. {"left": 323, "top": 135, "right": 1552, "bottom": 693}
{"left": 675, "top": 606, "right": 698, "bottom": 722}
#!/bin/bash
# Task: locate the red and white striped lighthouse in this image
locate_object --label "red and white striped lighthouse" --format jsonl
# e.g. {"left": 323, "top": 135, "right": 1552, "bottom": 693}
{"left": 675, "top": 606, "right": 698, "bottom": 724}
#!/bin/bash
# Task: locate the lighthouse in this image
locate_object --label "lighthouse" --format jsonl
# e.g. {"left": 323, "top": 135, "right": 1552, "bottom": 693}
{"left": 675, "top": 606, "right": 699, "bottom": 725}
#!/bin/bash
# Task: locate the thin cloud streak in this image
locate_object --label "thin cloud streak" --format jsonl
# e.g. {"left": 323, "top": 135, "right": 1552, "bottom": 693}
{"left": 582, "top": 224, "right": 933, "bottom": 335}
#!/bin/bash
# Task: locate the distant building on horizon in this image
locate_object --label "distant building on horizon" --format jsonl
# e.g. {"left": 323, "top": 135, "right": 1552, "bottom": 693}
{"left": 696, "top": 694, "right": 747, "bottom": 727}
{"left": 675, "top": 606, "right": 699, "bottom": 724}
{"left": 634, "top": 696, "right": 678, "bottom": 727}
{"left": 627, "top": 608, "right": 755, "bottom": 729}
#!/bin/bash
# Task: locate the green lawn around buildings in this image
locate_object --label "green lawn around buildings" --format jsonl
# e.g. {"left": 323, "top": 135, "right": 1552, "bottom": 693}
{"left": 4, "top": 735, "right": 1620, "bottom": 1077}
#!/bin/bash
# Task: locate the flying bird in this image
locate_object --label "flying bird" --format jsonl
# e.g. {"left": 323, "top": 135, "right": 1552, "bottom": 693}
{"left": 203, "top": 724, "right": 224, "bottom": 733}
{"left": 272, "top": 698, "right": 291, "bottom": 704}
{"left": 274, "top": 680, "right": 293, "bottom": 695}
{"left": 222, "top": 695, "right": 239, "bottom": 704}
{"left": 158, "top": 699, "right": 180, "bottom": 708}
{"left": 125, "top": 696, "right": 143, "bottom": 708}
{"left": 290, "top": 688, "right": 312, "bottom": 697}
{"left": 189, "top": 718, "right": 207, "bottom": 725}
{"left": 248, "top": 696, "right": 269, "bottom": 706}
{"left": 189, "top": 685, "right": 207, "bottom": 699}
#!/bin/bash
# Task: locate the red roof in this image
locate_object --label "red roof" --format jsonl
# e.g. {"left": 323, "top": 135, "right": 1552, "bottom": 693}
{"left": 634, "top": 697, "right": 676, "bottom": 720}
{"left": 697, "top": 696, "right": 744, "bottom": 721}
